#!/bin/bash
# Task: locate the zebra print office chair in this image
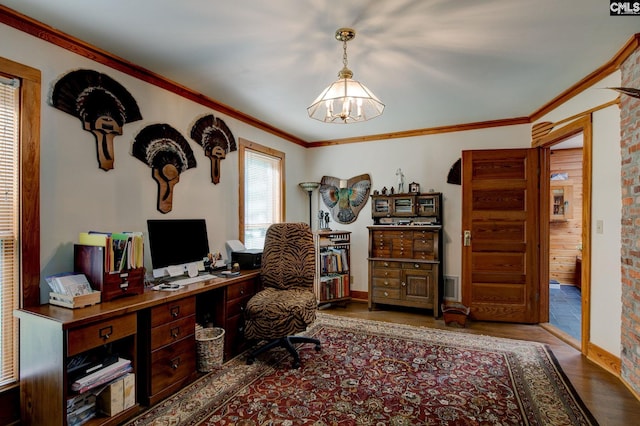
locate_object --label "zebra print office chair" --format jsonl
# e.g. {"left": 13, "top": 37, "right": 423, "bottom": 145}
{"left": 244, "top": 222, "right": 321, "bottom": 368}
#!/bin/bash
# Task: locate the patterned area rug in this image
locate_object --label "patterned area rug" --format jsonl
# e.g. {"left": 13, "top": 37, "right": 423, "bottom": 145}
{"left": 127, "top": 313, "right": 597, "bottom": 425}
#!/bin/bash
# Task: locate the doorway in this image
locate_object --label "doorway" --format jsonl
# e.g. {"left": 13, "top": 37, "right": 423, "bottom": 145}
{"left": 547, "top": 136, "right": 583, "bottom": 345}
{"left": 537, "top": 114, "right": 592, "bottom": 354}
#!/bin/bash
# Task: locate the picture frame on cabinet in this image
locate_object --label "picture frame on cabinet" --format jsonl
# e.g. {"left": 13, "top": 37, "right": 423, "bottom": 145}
{"left": 409, "top": 182, "right": 420, "bottom": 193}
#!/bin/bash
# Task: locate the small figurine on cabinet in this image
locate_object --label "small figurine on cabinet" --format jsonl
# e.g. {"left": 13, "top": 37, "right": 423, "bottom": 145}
{"left": 396, "top": 168, "right": 405, "bottom": 193}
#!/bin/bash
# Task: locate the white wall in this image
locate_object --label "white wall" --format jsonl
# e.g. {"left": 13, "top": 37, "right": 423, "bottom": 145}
{"left": 2, "top": 22, "right": 626, "bottom": 358}
{"left": 0, "top": 24, "right": 308, "bottom": 303}
{"left": 538, "top": 72, "right": 622, "bottom": 356}
{"left": 305, "top": 126, "right": 531, "bottom": 294}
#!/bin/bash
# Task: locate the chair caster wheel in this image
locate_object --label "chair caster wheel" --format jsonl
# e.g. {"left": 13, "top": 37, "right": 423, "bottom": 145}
{"left": 246, "top": 357, "right": 255, "bottom": 365}
{"left": 314, "top": 344, "right": 321, "bottom": 352}
{"left": 292, "top": 360, "right": 300, "bottom": 369}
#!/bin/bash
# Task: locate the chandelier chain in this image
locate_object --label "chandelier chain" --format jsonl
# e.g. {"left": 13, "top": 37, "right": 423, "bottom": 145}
{"left": 342, "top": 40, "right": 348, "bottom": 69}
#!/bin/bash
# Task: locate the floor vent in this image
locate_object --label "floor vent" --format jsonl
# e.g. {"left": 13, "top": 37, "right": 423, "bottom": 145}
{"left": 444, "top": 275, "right": 459, "bottom": 301}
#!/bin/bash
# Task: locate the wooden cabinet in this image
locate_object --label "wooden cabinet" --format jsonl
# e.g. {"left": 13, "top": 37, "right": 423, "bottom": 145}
{"left": 368, "top": 226, "right": 442, "bottom": 317}
{"left": 371, "top": 193, "right": 440, "bottom": 224}
{"left": 15, "top": 309, "right": 138, "bottom": 426}
{"left": 139, "top": 296, "right": 196, "bottom": 406}
{"left": 370, "top": 261, "right": 436, "bottom": 308}
{"left": 550, "top": 184, "right": 573, "bottom": 221}
{"left": 368, "top": 192, "right": 443, "bottom": 317}
{"left": 314, "top": 230, "right": 351, "bottom": 305}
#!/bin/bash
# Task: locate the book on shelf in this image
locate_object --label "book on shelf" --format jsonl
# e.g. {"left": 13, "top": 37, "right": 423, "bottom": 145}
{"left": 320, "top": 273, "right": 349, "bottom": 301}
{"left": 78, "top": 231, "right": 144, "bottom": 272}
{"left": 319, "top": 247, "right": 349, "bottom": 274}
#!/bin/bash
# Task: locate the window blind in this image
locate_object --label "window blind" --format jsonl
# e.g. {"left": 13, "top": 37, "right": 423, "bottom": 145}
{"left": 244, "top": 150, "right": 281, "bottom": 249}
{"left": 0, "top": 75, "right": 19, "bottom": 386}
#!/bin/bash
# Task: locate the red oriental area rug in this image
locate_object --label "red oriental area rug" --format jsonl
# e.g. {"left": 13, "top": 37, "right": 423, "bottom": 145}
{"left": 127, "top": 313, "right": 597, "bottom": 425}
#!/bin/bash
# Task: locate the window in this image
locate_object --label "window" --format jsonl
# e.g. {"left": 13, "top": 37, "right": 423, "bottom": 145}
{"left": 239, "top": 139, "right": 285, "bottom": 249}
{"left": 0, "top": 75, "right": 19, "bottom": 387}
{"left": 0, "top": 57, "right": 41, "bottom": 388}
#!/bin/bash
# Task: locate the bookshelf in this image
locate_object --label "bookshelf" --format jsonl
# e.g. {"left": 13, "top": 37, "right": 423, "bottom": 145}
{"left": 315, "top": 230, "right": 351, "bottom": 305}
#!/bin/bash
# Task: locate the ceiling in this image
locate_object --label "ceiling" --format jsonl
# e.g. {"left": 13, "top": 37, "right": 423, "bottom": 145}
{"left": 3, "top": 0, "right": 638, "bottom": 143}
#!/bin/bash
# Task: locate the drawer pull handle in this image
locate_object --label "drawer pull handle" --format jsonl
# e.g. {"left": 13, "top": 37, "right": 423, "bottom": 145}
{"left": 414, "top": 264, "right": 420, "bottom": 268}
{"left": 383, "top": 262, "right": 388, "bottom": 267}
{"left": 171, "top": 326, "right": 180, "bottom": 338}
{"left": 99, "top": 325, "right": 113, "bottom": 340}
{"left": 170, "top": 306, "right": 180, "bottom": 318}
{"left": 384, "top": 281, "right": 389, "bottom": 286}
{"left": 402, "top": 281, "right": 407, "bottom": 287}
{"left": 384, "top": 291, "right": 389, "bottom": 297}
{"left": 384, "top": 272, "right": 388, "bottom": 277}
{"left": 170, "top": 356, "right": 181, "bottom": 370}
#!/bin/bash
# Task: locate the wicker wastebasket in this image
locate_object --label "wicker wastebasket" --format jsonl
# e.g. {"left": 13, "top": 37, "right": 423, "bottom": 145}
{"left": 195, "top": 325, "right": 225, "bottom": 372}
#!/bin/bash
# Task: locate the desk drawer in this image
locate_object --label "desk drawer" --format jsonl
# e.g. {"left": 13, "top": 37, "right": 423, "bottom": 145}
{"left": 372, "top": 268, "right": 401, "bottom": 279}
{"left": 372, "top": 277, "right": 400, "bottom": 290}
{"left": 68, "top": 313, "right": 136, "bottom": 357}
{"left": 227, "top": 280, "right": 254, "bottom": 301}
{"left": 227, "top": 294, "right": 252, "bottom": 318}
{"left": 150, "top": 315, "right": 196, "bottom": 351}
{"left": 372, "top": 288, "right": 401, "bottom": 300}
{"left": 372, "top": 260, "right": 401, "bottom": 269}
{"left": 150, "top": 296, "right": 195, "bottom": 327}
{"left": 401, "top": 262, "right": 433, "bottom": 271}
{"left": 150, "top": 335, "right": 196, "bottom": 396}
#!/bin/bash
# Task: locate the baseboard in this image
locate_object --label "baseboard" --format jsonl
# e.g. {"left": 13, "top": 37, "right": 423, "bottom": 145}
{"left": 587, "top": 341, "right": 621, "bottom": 376}
{"left": 350, "top": 290, "right": 368, "bottom": 302}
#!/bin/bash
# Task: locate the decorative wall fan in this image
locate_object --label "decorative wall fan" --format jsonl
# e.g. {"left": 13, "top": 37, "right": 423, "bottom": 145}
{"left": 51, "top": 69, "right": 142, "bottom": 171}
{"left": 190, "top": 114, "right": 237, "bottom": 184}
{"left": 132, "top": 124, "right": 196, "bottom": 214}
{"left": 319, "top": 174, "right": 371, "bottom": 224}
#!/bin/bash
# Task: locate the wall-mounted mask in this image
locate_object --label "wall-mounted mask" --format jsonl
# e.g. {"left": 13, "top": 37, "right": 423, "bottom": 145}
{"left": 51, "top": 69, "right": 142, "bottom": 171}
{"left": 190, "top": 114, "right": 237, "bottom": 184}
{"left": 132, "top": 124, "right": 196, "bottom": 213}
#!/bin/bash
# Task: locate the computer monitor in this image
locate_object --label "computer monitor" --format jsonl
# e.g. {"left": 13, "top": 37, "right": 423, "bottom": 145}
{"left": 147, "top": 219, "right": 210, "bottom": 276}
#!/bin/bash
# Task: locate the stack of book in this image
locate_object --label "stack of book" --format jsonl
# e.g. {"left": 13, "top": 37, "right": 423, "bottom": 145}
{"left": 70, "top": 357, "right": 132, "bottom": 393}
{"left": 79, "top": 231, "right": 144, "bottom": 272}
{"left": 66, "top": 357, "right": 133, "bottom": 425}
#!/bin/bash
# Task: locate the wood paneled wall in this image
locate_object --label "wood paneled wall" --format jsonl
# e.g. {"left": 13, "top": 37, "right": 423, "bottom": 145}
{"left": 549, "top": 148, "right": 583, "bottom": 285}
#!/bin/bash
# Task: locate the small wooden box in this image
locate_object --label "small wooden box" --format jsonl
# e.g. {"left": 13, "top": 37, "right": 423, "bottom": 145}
{"left": 74, "top": 245, "right": 145, "bottom": 302}
{"left": 49, "top": 290, "right": 101, "bottom": 309}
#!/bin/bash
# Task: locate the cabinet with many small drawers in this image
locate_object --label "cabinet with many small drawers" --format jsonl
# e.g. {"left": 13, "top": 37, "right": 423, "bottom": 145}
{"left": 139, "top": 296, "right": 196, "bottom": 406}
{"left": 368, "top": 225, "right": 443, "bottom": 317}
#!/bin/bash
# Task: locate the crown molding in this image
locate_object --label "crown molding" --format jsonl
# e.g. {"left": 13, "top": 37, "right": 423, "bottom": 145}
{"left": 2, "top": 6, "right": 637, "bottom": 148}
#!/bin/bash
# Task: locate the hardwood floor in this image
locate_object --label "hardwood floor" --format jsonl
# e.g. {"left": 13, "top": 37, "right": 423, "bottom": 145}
{"left": 321, "top": 301, "right": 640, "bottom": 426}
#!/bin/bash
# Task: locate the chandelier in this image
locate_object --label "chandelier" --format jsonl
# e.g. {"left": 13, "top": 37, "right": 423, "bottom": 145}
{"left": 307, "top": 28, "right": 384, "bottom": 123}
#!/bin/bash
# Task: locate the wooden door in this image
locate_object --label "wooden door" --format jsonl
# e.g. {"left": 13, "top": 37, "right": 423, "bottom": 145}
{"left": 461, "top": 148, "right": 540, "bottom": 323}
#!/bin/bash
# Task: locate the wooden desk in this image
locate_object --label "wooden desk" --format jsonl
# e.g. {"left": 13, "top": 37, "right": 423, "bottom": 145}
{"left": 15, "top": 271, "right": 260, "bottom": 426}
